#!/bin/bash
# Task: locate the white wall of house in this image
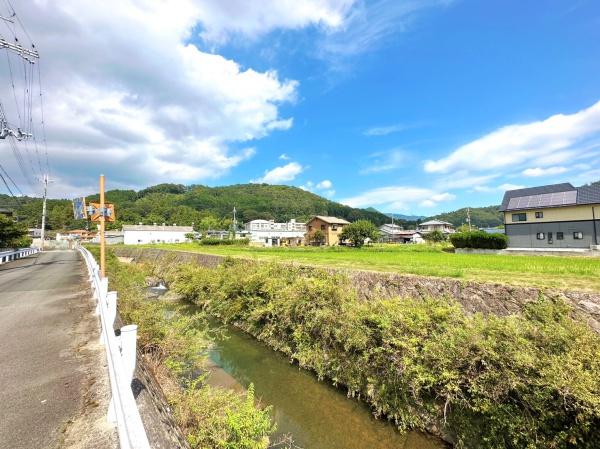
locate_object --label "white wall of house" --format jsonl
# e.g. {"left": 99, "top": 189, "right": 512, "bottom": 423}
{"left": 123, "top": 225, "right": 193, "bottom": 245}
{"left": 245, "top": 219, "right": 306, "bottom": 246}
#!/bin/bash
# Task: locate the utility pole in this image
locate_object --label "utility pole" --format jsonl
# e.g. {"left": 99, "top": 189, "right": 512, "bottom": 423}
{"left": 99, "top": 174, "right": 106, "bottom": 278}
{"left": 467, "top": 207, "right": 472, "bottom": 232}
{"left": 40, "top": 174, "right": 48, "bottom": 250}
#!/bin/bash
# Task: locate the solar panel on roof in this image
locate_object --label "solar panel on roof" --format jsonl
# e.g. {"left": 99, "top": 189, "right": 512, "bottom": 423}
{"left": 506, "top": 190, "right": 577, "bottom": 210}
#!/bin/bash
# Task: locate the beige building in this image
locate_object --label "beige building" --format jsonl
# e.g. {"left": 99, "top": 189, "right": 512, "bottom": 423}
{"left": 417, "top": 220, "right": 455, "bottom": 234}
{"left": 500, "top": 183, "right": 600, "bottom": 249}
{"left": 305, "top": 216, "right": 350, "bottom": 246}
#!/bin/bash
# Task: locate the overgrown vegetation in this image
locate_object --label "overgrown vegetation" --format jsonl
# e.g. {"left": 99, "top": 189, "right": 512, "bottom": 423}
{"left": 165, "top": 259, "right": 600, "bottom": 449}
{"left": 450, "top": 231, "right": 508, "bottom": 249}
{"left": 422, "top": 230, "right": 447, "bottom": 243}
{"left": 93, "top": 248, "right": 278, "bottom": 449}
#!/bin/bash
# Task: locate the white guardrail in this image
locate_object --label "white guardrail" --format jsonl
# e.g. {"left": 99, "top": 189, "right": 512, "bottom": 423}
{"left": 0, "top": 247, "right": 39, "bottom": 264}
{"left": 78, "top": 246, "right": 151, "bottom": 449}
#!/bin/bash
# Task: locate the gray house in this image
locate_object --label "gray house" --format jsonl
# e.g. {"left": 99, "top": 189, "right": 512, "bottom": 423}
{"left": 500, "top": 183, "right": 600, "bottom": 249}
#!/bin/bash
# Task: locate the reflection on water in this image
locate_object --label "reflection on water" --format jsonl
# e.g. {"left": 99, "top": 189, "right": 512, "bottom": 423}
{"left": 203, "top": 321, "right": 445, "bottom": 449}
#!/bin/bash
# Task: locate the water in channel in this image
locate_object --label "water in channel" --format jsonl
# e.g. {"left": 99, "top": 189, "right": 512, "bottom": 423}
{"left": 201, "top": 318, "right": 446, "bottom": 449}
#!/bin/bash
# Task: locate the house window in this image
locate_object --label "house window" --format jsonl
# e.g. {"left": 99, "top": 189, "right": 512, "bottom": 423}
{"left": 536, "top": 232, "right": 545, "bottom": 240}
{"left": 573, "top": 232, "right": 583, "bottom": 240}
{"left": 556, "top": 232, "right": 564, "bottom": 240}
{"left": 321, "top": 224, "right": 326, "bottom": 230}
{"left": 535, "top": 211, "right": 543, "bottom": 219}
{"left": 308, "top": 225, "right": 312, "bottom": 231}
{"left": 512, "top": 213, "right": 527, "bottom": 222}
{"left": 332, "top": 225, "right": 338, "bottom": 231}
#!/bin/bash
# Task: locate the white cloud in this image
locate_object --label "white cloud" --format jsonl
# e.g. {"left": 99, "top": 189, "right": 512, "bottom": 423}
{"left": 522, "top": 166, "right": 569, "bottom": 177}
{"left": 498, "top": 183, "right": 526, "bottom": 192}
{"left": 424, "top": 100, "right": 600, "bottom": 175}
{"left": 301, "top": 179, "right": 335, "bottom": 197}
{"left": 279, "top": 153, "right": 291, "bottom": 160}
{"left": 471, "top": 183, "right": 526, "bottom": 193}
{"left": 253, "top": 162, "right": 304, "bottom": 184}
{"left": 341, "top": 186, "right": 455, "bottom": 211}
{"left": 435, "top": 173, "right": 499, "bottom": 190}
{"left": 360, "top": 149, "right": 407, "bottom": 174}
{"left": 320, "top": 0, "right": 452, "bottom": 57}
{"left": 195, "top": 0, "right": 355, "bottom": 44}
{"left": 316, "top": 179, "right": 333, "bottom": 189}
{"left": 1, "top": 0, "right": 319, "bottom": 197}
{"left": 364, "top": 123, "right": 409, "bottom": 136}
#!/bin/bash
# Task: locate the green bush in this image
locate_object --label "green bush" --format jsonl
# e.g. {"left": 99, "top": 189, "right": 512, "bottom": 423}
{"left": 168, "top": 259, "right": 600, "bottom": 449}
{"left": 422, "top": 230, "right": 446, "bottom": 242}
{"left": 339, "top": 219, "right": 379, "bottom": 247}
{"left": 199, "top": 238, "right": 250, "bottom": 246}
{"left": 450, "top": 231, "right": 508, "bottom": 249}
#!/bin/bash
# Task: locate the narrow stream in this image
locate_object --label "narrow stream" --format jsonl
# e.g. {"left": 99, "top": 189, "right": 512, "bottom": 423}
{"left": 201, "top": 318, "right": 445, "bottom": 449}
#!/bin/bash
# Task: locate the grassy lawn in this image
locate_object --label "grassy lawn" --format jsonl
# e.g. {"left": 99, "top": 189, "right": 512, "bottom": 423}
{"left": 131, "top": 243, "right": 600, "bottom": 292}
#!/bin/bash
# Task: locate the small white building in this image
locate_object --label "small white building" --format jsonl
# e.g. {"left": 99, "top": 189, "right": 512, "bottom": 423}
{"left": 244, "top": 219, "right": 306, "bottom": 246}
{"left": 123, "top": 224, "right": 193, "bottom": 245}
{"left": 417, "top": 220, "right": 455, "bottom": 234}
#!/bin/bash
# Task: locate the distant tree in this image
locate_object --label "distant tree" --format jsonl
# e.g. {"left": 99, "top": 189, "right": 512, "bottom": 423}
{"left": 339, "top": 220, "right": 379, "bottom": 248}
{"left": 0, "top": 215, "right": 32, "bottom": 248}
{"left": 312, "top": 229, "right": 325, "bottom": 245}
{"left": 456, "top": 224, "right": 472, "bottom": 233}
{"left": 197, "top": 215, "right": 221, "bottom": 231}
{"left": 422, "top": 230, "right": 446, "bottom": 243}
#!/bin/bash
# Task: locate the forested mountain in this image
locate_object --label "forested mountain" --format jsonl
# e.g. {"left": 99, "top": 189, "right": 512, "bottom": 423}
{"left": 426, "top": 205, "right": 503, "bottom": 228}
{"left": 0, "top": 183, "right": 397, "bottom": 231}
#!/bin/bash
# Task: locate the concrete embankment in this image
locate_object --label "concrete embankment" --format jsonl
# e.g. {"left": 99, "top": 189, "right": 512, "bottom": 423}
{"left": 114, "top": 247, "right": 600, "bottom": 334}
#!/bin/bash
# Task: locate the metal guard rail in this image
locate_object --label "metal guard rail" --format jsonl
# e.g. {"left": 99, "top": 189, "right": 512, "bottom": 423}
{"left": 0, "top": 247, "right": 39, "bottom": 264}
{"left": 78, "top": 246, "right": 151, "bottom": 449}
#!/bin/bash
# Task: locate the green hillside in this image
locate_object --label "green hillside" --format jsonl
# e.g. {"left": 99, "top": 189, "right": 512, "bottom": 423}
{"left": 427, "top": 205, "right": 503, "bottom": 228}
{"left": 1, "top": 183, "right": 397, "bottom": 231}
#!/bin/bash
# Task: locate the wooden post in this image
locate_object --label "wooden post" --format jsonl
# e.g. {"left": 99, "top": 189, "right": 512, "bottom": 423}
{"left": 100, "top": 174, "right": 106, "bottom": 278}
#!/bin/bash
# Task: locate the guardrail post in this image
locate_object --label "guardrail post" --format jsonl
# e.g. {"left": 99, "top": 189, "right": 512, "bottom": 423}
{"left": 120, "top": 324, "right": 138, "bottom": 385}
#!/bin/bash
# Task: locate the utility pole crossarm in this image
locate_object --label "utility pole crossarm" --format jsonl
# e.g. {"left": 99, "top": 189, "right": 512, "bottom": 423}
{"left": 0, "top": 36, "right": 39, "bottom": 62}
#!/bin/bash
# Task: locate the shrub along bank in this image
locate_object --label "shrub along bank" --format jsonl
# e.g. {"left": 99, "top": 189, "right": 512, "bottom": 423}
{"left": 92, "top": 248, "right": 277, "bottom": 449}
{"left": 449, "top": 231, "right": 508, "bottom": 249}
{"left": 166, "top": 258, "right": 600, "bottom": 449}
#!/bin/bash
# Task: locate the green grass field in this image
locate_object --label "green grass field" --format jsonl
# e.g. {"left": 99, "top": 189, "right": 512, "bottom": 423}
{"left": 134, "top": 243, "right": 600, "bottom": 292}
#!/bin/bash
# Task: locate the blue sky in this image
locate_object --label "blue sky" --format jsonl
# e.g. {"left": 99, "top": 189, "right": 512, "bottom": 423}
{"left": 5, "top": 0, "right": 600, "bottom": 215}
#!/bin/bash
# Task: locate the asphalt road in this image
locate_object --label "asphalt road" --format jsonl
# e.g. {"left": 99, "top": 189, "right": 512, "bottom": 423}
{"left": 0, "top": 250, "right": 116, "bottom": 449}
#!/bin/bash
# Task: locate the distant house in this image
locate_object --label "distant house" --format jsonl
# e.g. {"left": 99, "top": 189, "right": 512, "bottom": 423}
{"left": 0, "top": 208, "right": 14, "bottom": 218}
{"left": 123, "top": 224, "right": 193, "bottom": 245}
{"left": 500, "top": 182, "right": 600, "bottom": 249}
{"left": 417, "top": 220, "right": 455, "bottom": 234}
{"left": 378, "top": 223, "right": 403, "bottom": 242}
{"left": 28, "top": 228, "right": 42, "bottom": 238}
{"left": 305, "top": 216, "right": 350, "bottom": 246}
{"left": 244, "top": 219, "right": 306, "bottom": 247}
{"left": 56, "top": 229, "right": 96, "bottom": 241}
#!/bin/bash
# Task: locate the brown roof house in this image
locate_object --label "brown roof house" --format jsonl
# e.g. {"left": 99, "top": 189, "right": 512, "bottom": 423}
{"left": 305, "top": 216, "right": 350, "bottom": 246}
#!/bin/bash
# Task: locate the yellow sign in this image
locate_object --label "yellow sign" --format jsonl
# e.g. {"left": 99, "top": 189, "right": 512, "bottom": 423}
{"left": 89, "top": 202, "right": 116, "bottom": 222}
